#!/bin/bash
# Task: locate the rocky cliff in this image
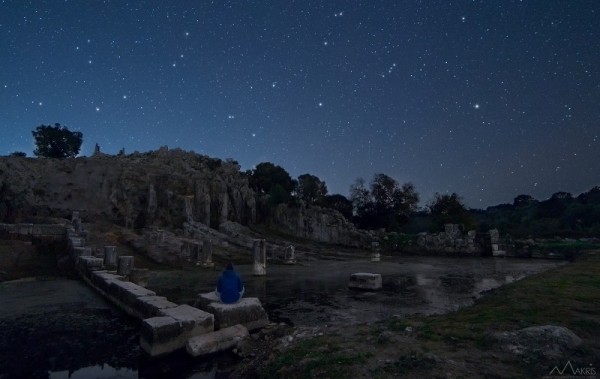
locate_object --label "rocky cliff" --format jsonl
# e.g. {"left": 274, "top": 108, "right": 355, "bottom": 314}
{"left": 0, "top": 148, "right": 256, "bottom": 229}
{"left": 272, "top": 203, "right": 371, "bottom": 247}
{"left": 0, "top": 149, "right": 367, "bottom": 247}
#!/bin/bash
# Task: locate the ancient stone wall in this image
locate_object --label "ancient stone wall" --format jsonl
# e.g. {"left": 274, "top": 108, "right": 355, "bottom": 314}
{"left": 272, "top": 203, "right": 371, "bottom": 247}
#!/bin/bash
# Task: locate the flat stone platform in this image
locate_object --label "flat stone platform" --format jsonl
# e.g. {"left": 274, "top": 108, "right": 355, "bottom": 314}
{"left": 196, "top": 292, "right": 269, "bottom": 330}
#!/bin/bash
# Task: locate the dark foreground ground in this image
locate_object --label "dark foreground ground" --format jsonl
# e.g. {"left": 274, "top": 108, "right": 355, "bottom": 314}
{"left": 232, "top": 250, "right": 600, "bottom": 378}
{"left": 1, "top": 237, "right": 597, "bottom": 378}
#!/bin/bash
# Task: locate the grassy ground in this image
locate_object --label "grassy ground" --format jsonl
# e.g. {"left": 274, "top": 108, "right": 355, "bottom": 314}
{"left": 258, "top": 251, "right": 600, "bottom": 378}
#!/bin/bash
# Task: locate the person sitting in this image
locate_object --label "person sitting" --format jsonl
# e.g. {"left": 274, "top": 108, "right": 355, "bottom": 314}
{"left": 216, "top": 262, "right": 245, "bottom": 304}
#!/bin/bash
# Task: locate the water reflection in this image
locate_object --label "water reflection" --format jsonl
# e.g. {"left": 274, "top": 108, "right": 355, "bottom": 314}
{"left": 49, "top": 365, "right": 136, "bottom": 379}
{"left": 147, "top": 256, "right": 565, "bottom": 327}
{"left": 0, "top": 257, "right": 565, "bottom": 378}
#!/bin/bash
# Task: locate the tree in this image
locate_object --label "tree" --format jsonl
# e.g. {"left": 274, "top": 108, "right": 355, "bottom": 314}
{"left": 32, "top": 123, "right": 83, "bottom": 158}
{"left": 513, "top": 194, "right": 536, "bottom": 207}
{"left": 9, "top": 151, "right": 26, "bottom": 157}
{"left": 322, "top": 194, "right": 353, "bottom": 220}
{"left": 297, "top": 173, "right": 328, "bottom": 204}
{"left": 349, "top": 174, "right": 419, "bottom": 230}
{"left": 428, "top": 192, "right": 473, "bottom": 230}
{"left": 349, "top": 178, "right": 372, "bottom": 219}
{"left": 248, "top": 162, "right": 295, "bottom": 205}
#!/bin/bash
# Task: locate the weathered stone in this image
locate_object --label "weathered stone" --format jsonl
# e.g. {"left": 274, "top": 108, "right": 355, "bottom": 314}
{"left": 18, "top": 223, "right": 34, "bottom": 235}
{"left": 186, "top": 324, "right": 249, "bottom": 357}
{"left": 87, "top": 270, "right": 122, "bottom": 292}
{"left": 78, "top": 256, "right": 103, "bottom": 271}
{"left": 134, "top": 296, "right": 178, "bottom": 319}
{"left": 349, "top": 273, "right": 382, "bottom": 290}
{"left": 117, "top": 255, "right": 134, "bottom": 276}
{"left": 196, "top": 292, "right": 269, "bottom": 330}
{"left": 103, "top": 246, "right": 117, "bottom": 268}
{"left": 73, "top": 246, "right": 92, "bottom": 257}
{"left": 284, "top": 245, "right": 296, "bottom": 264}
{"left": 272, "top": 203, "right": 370, "bottom": 247}
{"left": 159, "top": 304, "right": 214, "bottom": 334}
{"left": 69, "top": 237, "right": 85, "bottom": 248}
{"left": 202, "top": 240, "right": 214, "bottom": 267}
{"left": 140, "top": 305, "right": 214, "bottom": 354}
{"left": 494, "top": 325, "right": 582, "bottom": 361}
{"left": 140, "top": 316, "right": 185, "bottom": 357}
{"left": 109, "top": 279, "right": 156, "bottom": 309}
{"left": 252, "top": 239, "right": 266, "bottom": 276}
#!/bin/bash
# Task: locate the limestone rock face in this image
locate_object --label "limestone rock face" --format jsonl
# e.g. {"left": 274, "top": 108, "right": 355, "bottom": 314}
{"left": 272, "top": 203, "right": 370, "bottom": 247}
{"left": 0, "top": 150, "right": 256, "bottom": 228}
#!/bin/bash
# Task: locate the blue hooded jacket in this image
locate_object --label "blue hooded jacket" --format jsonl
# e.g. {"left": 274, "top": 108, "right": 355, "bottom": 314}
{"left": 217, "top": 265, "right": 244, "bottom": 304}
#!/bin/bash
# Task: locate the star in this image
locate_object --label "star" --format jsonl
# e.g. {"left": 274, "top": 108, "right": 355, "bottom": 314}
{"left": 474, "top": 104, "right": 480, "bottom": 109}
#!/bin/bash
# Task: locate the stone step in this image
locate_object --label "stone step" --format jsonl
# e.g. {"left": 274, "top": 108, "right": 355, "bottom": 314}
{"left": 196, "top": 292, "right": 269, "bottom": 331}
{"left": 186, "top": 324, "right": 249, "bottom": 357}
{"left": 141, "top": 305, "right": 214, "bottom": 357}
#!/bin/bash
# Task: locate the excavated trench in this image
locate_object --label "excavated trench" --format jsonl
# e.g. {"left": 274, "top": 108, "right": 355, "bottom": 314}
{"left": 0, "top": 255, "right": 565, "bottom": 378}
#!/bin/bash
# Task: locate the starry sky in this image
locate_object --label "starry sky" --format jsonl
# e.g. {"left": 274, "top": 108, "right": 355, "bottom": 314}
{"left": 1, "top": 1, "right": 599, "bottom": 208}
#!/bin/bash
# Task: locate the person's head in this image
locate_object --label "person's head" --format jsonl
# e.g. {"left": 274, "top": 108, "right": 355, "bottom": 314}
{"left": 226, "top": 262, "right": 234, "bottom": 270}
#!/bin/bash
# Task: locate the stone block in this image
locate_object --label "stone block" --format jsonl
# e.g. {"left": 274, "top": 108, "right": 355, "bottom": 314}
{"left": 186, "top": 324, "right": 249, "bottom": 357}
{"left": 140, "top": 316, "right": 184, "bottom": 357}
{"left": 18, "top": 223, "right": 34, "bottom": 235}
{"left": 78, "top": 256, "right": 104, "bottom": 271}
{"left": 196, "top": 292, "right": 269, "bottom": 331}
{"left": 134, "top": 296, "right": 178, "bottom": 319}
{"left": 349, "top": 273, "right": 382, "bottom": 290}
{"left": 89, "top": 270, "right": 124, "bottom": 293}
{"left": 69, "top": 237, "right": 85, "bottom": 248}
{"left": 109, "top": 280, "right": 156, "bottom": 308}
{"left": 158, "top": 304, "right": 214, "bottom": 336}
{"left": 73, "top": 246, "right": 93, "bottom": 257}
{"left": 103, "top": 246, "right": 117, "bottom": 268}
{"left": 117, "top": 255, "right": 134, "bottom": 276}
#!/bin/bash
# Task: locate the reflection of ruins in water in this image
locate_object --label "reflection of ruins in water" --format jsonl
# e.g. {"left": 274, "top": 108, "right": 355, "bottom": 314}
{"left": 146, "top": 255, "right": 566, "bottom": 327}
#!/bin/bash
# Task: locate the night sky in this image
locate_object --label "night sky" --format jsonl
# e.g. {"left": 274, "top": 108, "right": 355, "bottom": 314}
{"left": 1, "top": 1, "right": 599, "bottom": 208}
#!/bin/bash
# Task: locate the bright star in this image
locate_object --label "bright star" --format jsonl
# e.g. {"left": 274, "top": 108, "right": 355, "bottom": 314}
{"left": 474, "top": 103, "right": 480, "bottom": 109}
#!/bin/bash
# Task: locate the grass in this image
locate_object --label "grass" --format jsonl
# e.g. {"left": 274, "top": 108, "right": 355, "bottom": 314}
{"left": 260, "top": 251, "right": 600, "bottom": 378}
{"left": 407, "top": 252, "right": 599, "bottom": 351}
{"left": 261, "top": 337, "right": 373, "bottom": 379}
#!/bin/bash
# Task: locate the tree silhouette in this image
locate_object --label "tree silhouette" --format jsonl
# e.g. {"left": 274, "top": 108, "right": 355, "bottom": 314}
{"left": 32, "top": 123, "right": 83, "bottom": 158}
{"left": 297, "top": 173, "right": 328, "bottom": 204}
{"left": 350, "top": 174, "right": 419, "bottom": 230}
{"left": 428, "top": 192, "right": 473, "bottom": 230}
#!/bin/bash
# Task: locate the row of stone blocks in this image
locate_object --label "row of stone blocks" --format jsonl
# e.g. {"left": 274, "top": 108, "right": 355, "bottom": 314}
{"left": 76, "top": 255, "right": 269, "bottom": 358}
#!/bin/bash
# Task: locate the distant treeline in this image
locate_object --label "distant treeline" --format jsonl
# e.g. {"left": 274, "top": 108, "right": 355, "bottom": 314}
{"left": 466, "top": 188, "right": 600, "bottom": 238}
{"left": 244, "top": 161, "right": 600, "bottom": 237}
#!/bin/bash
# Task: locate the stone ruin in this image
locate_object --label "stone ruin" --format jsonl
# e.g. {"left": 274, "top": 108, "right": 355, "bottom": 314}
{"left": 66, "top": 211, "right": 269, "bottom": 358}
